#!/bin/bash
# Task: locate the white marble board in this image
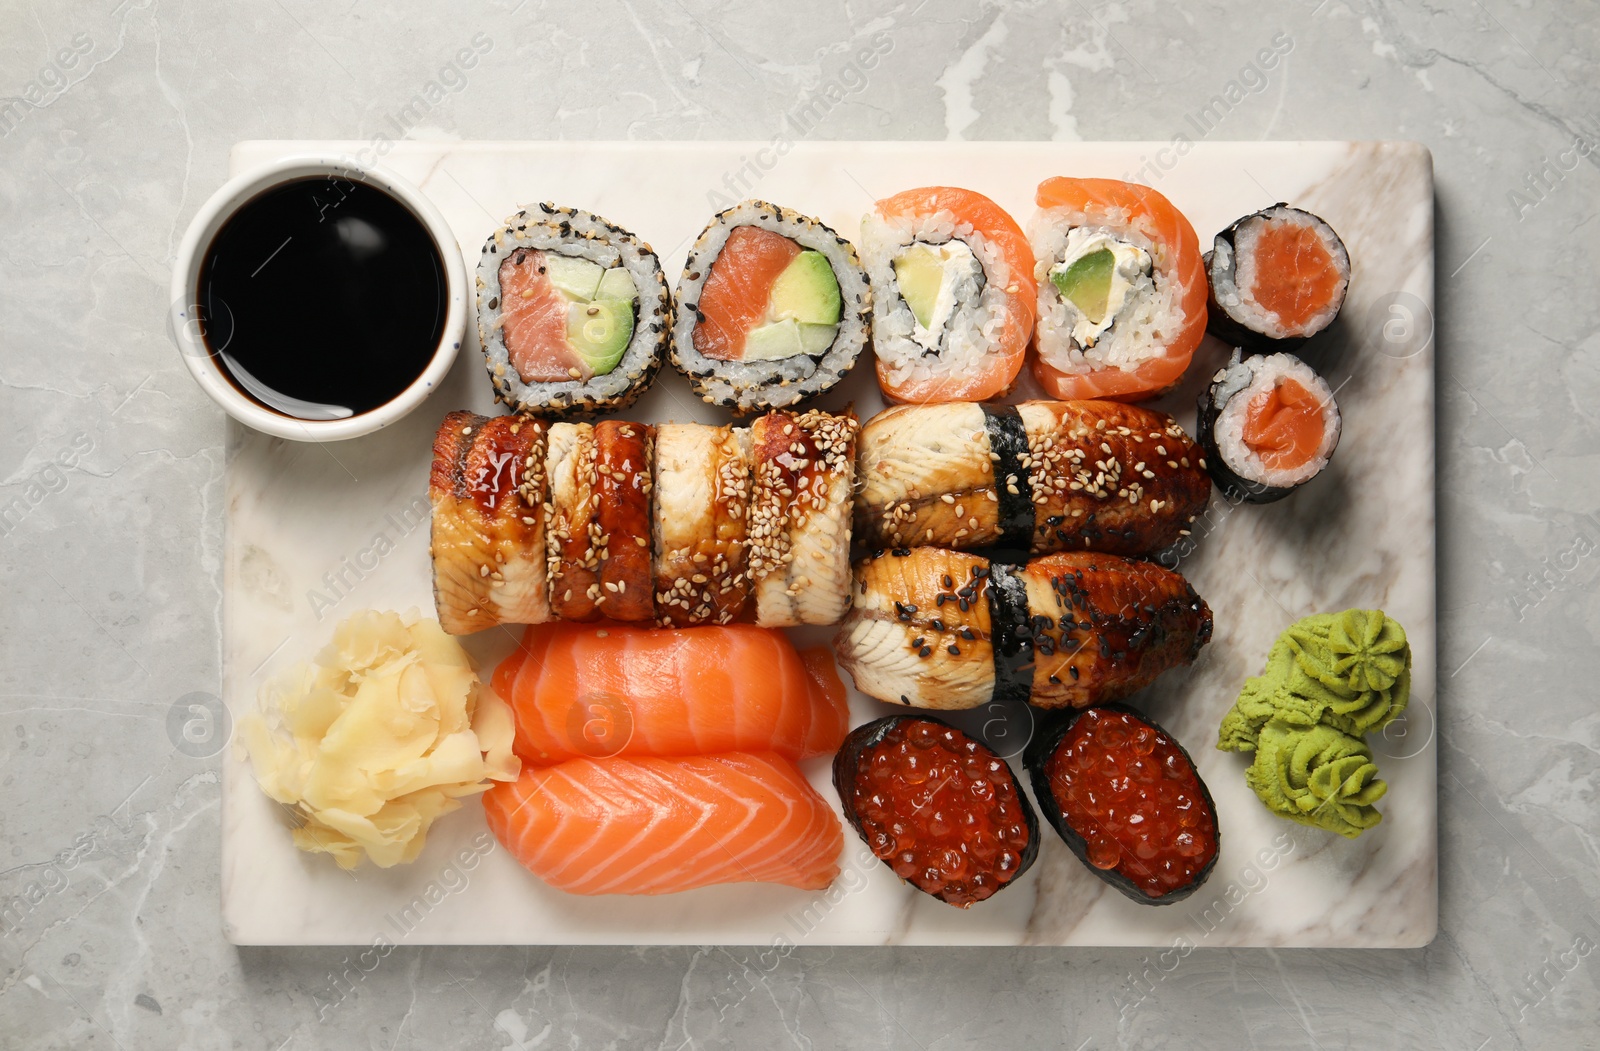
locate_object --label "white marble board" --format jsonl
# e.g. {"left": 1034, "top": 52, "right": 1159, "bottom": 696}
{"left": 221, "top": 140, "right": 1435, "bottom": 947}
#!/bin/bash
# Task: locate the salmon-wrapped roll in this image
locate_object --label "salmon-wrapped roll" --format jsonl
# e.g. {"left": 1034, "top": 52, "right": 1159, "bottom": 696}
{"left": 747, "top": 408, "right": 858, "bottom": 627}
{"left": 834, "top": 547, "right": 1211, "bottom": 710}
{"left": 545, "top": 419, "right": 654, "bottom": 622}
{"left": 429, "top": 411, "right": 551, "bottom": 635}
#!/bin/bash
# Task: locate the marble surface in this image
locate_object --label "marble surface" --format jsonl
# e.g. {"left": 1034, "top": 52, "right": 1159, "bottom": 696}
{"left": 222, "top": 140, "right": 1435, "bottom": 948}
{"left": 1, "top": 0, "right": 1595, "bottom": 1045}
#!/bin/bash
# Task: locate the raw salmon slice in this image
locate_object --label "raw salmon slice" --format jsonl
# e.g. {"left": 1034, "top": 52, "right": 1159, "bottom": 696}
{"left": 691, "top": 226, "right": 802, "bottom": 361}
{"left": 482, "top": 751, "right": 843, "bottom": 894}
{"left": 499, "top": 248, "right": 584, "bottom": 383}
{"left": 494, "top": 621, "right": 849, "bottom": 765}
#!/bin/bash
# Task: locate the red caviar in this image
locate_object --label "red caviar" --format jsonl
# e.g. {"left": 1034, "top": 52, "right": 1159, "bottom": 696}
{"left": 849, "top": 719, "right": 1029, "bottom": 907}
{"left": 1042, "top": 708, "right": 1216, "bottom": 899}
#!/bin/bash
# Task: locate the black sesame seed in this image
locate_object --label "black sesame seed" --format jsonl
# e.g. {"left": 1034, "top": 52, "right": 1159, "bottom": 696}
{"left": 919, "top": 646, "right": 933, "bottom": 658}
{"left": 947, "top": 645, "right": 960, "bottom": 656}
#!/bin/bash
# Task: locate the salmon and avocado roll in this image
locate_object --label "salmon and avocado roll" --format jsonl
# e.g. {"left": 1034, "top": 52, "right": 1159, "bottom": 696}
{"left": 1205, "top": 205, "right": 1350, "bottom": 352}
{"left": 1028, "top": 178, "right": 1208, "bottom": 402}
{"left": 861, "top": 187, "right": 1036, "bottom": 404}
{"left": 672, "top": 200, "right": 870, "bottom": 415}
{"left": 477, "top": 205, "right": 670, "bottom": 416}
{"left": 1196, "top": 350, "right": 1341, "bottom": 504}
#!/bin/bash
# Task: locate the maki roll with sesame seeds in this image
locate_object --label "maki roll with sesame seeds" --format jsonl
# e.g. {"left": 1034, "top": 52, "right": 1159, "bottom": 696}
{"left": 477, "top": 205, "right": 670, "bottom": 416}
{"left": 1025, "top": 704, "right": 1219, "bottom": 905}
{"left": 1196, "top": 350, "right": 1341, "bottom": 504}
{"left": 652, "top": 421, "right": 754, "bottom": 627}
{"left": 544, "top": 419, "right": 655, "bottom": 621}
{"left": 1205, "top": 205, "right": 1350, "bottom": 352}
{"left": 854, "top": 399, "right": 1211, "bottom": 558}
{"left": 672, "top": 200, "right": 871, "bottom": 415}
{"left": 746, "top": 408, "right": 859, "bottom": 626}
{"left": 833, "top": 548, "right": 1212, "bottom": 711}
{"left": 429, "top": 411, "right": 552, "bottom": 635}
{"left": 834, "top": 715, "right": 1040, "bottom": 907}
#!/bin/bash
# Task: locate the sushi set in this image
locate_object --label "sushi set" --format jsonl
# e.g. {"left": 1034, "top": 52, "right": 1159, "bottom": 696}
{"left": 218, "top": 141, "right": 1436, "bottom": 947}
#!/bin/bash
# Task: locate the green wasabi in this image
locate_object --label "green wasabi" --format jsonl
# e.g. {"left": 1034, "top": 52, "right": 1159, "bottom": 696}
{"left": 1219, "top": 609, "right": 1412, "bottom": 838}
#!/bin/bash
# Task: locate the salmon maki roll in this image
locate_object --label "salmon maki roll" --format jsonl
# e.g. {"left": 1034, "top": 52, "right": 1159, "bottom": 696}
{"left": 834, "top": 548, "right": 1212, "bottom": 710}
{"left": 492, "top": 621, "right": 849, "bottom": 764}
{"left": 1196, "top": 349, "right": 1341, "bottom": 503}
{"left": 747, "top": 407, "right": 858, "bottom": 627}
{"left": 1205, "top": 205, "right": 1350, "bottom": 352}
{"left": 429, "top": 411, "right": 551, "bottom": 635}
{"left": 478, "top": 204, "right": 670, "bottom": 417}
{"left": 544, "top": 419, "right": 654, "bottom": 622}
{"left": 483, "top": 751, "right": 844, "bottom": 895}
{"left": 862, "top": 186, "right": 1036, "bottom": 404}
{"left": 1028, "top": 178, "right": 1208, "bottom": 402}
{"left": 671, "top": 200, "right": 871, "bottom": 415}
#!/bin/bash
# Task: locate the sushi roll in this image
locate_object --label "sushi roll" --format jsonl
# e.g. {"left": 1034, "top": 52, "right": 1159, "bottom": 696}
{"left": 671, "top": 200, "right": 871, "bottom": 415}
{"left": 1024, "top": 704, "right": 1219, "bottom": 905}
{"left": 1205, "top": 205, "right": 1350, "bottom": 352}
{"left": 833, "top": 548, "right": 1212, "bottom": 710}
{"left": 1196, "top": 350, "right": 1341, "bottom": 504}
{"left": 429, "top": 411, "right": 551, "bottom": 635}
{"left": 746, "top": 408, "right": 858, "bottom": 627}
{"left": 544, "top": 420, "right": 655, "bottom": 622}
{"left": 477, "top": 205, "right": 670, "bottom": 416}
{"left": 1028, "top": 178, "right": 1208, "bottom": 401}
{"left": 651, "top": 422, "right": 753, "bottom": 626}
{"left": 860, "top": 187, "right": 1036, "bottom": 403}
{"left": 833, "top": 715, "right": 1040, "bottom": 907}
{"left": 854, "top": 399, "right": 1211, "bottom": 557}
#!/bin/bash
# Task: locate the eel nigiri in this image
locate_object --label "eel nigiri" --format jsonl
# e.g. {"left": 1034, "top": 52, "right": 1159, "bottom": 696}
{"left": 834, "top": 547, "right": 1212, "bottom": 710}
{"left": 483, "top": 751, "right": 843, "bottom": 894}
{"left": 1029, "top": 178, "right": 1208, "bottom": 402}
{"left": 862, "top": 186, "right": 1036, "bottom": 404}
{"left": 493, "top": 621, "right": 849, "bottom": 765}
{"left": 855, "top": 399, "right": 1211, "bottom": 556}
{"left": 430, "top": 411, "right": 551, "bottom": 635}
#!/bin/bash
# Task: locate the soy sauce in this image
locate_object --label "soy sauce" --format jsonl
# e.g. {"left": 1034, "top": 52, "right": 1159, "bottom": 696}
{"left": 198, "top": 176, "right": 446, "bottom": 419}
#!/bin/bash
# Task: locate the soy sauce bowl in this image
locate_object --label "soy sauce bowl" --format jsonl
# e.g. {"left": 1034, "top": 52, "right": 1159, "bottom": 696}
{"left": 169, "top": 155, "right": 467, "bottom": 442}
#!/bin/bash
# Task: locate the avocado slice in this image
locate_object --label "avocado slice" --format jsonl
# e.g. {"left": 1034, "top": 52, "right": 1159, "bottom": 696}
{"left": 1051, "top": 248, "right": 1115, "bottom": 324}
{"left": 545, "top": 255, "right": 605, "bottom": 301}
{"left": 892, "top": 244, "right": 944, "bottom": 329}
{"left": 796, "top": 322, "right": 838, "bottom": 356}
{"left": 566, "top": 298, "right": 634, "bottom": 375}
{"left": 742, "top": 319, "right": 804, "bottom": 362}
{"left": 768, "top": 250, "right": 841, "bottom": 326}
{"left": 595, "top": 266, "right": 637, "bottom": 303}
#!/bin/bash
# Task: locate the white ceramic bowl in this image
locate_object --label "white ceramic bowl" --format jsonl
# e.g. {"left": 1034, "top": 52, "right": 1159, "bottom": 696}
{"left": 169, "top": 154, "right": 467, "bottom": 442}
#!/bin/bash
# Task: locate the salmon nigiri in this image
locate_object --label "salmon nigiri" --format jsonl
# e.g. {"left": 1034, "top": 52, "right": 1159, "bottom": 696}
{"left": 1028, "top": 178, "right": 1207, "bottom": 402}
{"left": 483, "top": 751, "right": 843, "bottom": 894}
{"left": 493, "top": 622, "right": 850, "bottom": 765}
{"left": 862, "top": 186, "right": 1036, "bottom": 404}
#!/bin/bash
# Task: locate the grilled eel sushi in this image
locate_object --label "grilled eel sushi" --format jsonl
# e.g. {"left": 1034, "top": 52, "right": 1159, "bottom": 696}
{"left": 545, "top": 420, "right": 656, "bottom": 622}
{"left": 652, "top": 421, "right": 754, "bottom": 626}
{"left": 834, "top": 547, "right": 1211, "bottom": 710}
{"left": 746, "top": 408, "right": 858, "bottom": 627}
{"left": 854, "top": 400, "right": 1211, "bottom": 557}
{"left": 430, "top": 411, "right": 552, "bottom": 635}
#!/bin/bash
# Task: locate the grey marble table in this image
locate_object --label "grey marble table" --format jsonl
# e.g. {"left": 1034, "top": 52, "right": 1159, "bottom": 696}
{"left": 1, "top": 1, "right": 1595, "bottom": 1047}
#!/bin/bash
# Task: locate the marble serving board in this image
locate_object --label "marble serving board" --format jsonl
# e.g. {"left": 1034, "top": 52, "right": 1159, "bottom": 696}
{"left": 221, "top": 140, "right": 1435, "bottom": 947}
